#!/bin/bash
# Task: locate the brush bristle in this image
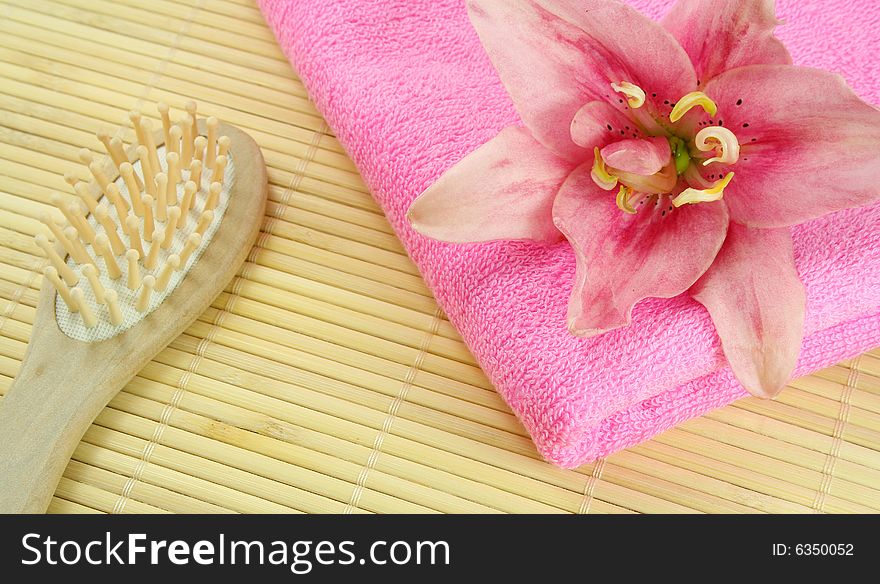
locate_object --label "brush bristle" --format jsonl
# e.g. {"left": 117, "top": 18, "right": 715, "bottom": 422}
{"left": 37, "top": 101, "right": 231, "bottom": 329}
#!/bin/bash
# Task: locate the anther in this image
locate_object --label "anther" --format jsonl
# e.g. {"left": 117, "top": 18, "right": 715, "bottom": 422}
{"left": 611, "top": 81, "right": 646, "bottom": 108}
{"left": 615, "top": 185, "right": 637, "bottom": 214}
{"left": 672, "top": 172, "right": 734, "bottom": 207}
{"left": 694, "top": 126, "right": 740, "bottom": 166}
{"left": 669, "top": 91, "right": 718, "bottom": 123}
{"left": 590, "top": 147, "right": 618, "bottom": 191}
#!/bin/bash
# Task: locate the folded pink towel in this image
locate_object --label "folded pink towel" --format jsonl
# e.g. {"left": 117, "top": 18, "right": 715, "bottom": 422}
{"left": 258, "top": 0, "right": 880, "bottom": 467}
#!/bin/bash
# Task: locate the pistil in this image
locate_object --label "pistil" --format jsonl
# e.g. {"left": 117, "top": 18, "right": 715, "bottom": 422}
{"left": 668, "top": 136, "right": 690, "bottom": 175}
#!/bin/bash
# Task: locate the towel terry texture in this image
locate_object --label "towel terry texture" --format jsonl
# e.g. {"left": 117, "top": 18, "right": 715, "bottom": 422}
{"left": 258, "top": 0, "right": 880, "bottom": 467}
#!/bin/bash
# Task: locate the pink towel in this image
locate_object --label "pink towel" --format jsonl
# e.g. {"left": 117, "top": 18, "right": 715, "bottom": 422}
{"left": 258, "top": 0, "right": 880, "bottom": 467}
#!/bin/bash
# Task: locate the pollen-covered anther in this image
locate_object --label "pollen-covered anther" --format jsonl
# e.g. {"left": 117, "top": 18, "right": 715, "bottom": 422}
{"left": 611, "top": 81, "right": 646, "bottom": 109}
{"left": 591, "top": 147, "right": 618, "bottom": 191}
{"left": 616, "top": 185, "right": 637, "bottom": 214}
{"left": 695, "top": 126, "right": 740, "bottom": 166}
{"left": 669, "top": 91, "right": 718, "bottom": 123}
{"left": 672, "top": 172, "right": 734, "bottom": 207}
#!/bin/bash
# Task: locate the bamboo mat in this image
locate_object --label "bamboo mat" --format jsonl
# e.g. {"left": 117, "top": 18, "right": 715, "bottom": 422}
{"left": 1, "top": 0, "right": 878, "bottom": 515}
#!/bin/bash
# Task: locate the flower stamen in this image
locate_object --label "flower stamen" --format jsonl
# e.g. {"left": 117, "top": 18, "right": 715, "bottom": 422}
{"left": 694, "top": 126, "right": 740, "bottom": 166}
{"left": 611, "top": 81, "right": 646, "bottom": 109}
{"left": 672, "top": 172, "right": 734, "bottom": 207}
{"left": 669, "top": 91, "right": 718, "bottom": 123}
{"left": 616, "top": 185, "right": 637, "bottom": 214}
{"left": 591, "top": 146, "right": 618, "bottom": 191}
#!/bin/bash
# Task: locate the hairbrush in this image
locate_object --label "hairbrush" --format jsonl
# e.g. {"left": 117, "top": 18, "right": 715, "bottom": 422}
{"left": 0, "top": 102, "right": 267, "bottom": 513}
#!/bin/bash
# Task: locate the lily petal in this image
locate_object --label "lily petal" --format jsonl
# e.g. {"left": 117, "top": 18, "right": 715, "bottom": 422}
{"left": 467, "top": 0, "right": 696, "bottom": 161}
{"left": 602, "top": 136, "right": 671, "bottom": 176}
{"left": 552, "top": 163, "right": 729, "bottom": 336}
{"left": 570, "top": 100, "right": 638, "bottom": 149}
{"left": 691, "top": 224, "right": 805, "bottom": 398}
{"left": 407, "top": 126, "right": 573, "bottom": 243}
{"left": 662, "top": 0, "right": 791, "bottom": 84}
{"left": 704, "top": 65, "right": 880, "bottom": 228}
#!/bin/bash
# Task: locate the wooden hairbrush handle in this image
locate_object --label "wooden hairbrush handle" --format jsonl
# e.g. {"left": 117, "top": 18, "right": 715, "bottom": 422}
{"left": 0, "top": 336, "right": 135, "bottom": 513}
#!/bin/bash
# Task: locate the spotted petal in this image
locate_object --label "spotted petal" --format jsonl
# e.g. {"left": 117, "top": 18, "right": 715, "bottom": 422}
{"left": 691, "top": 224, "right": 805, "bottom": 398}
{"left": 703, "top": 65, "right": 880, "bottom": 228}
{"left": 467, "top": 0, "right": 697, "bottom": 161}
{"left": 408, "top": 126, "right": 574, "bottom": 243}
{"left": 570, "top": 101, "right": 641, "bottom": 149}
{"left": 553, "top": 163, "right": 729, "bottom": 335}
{"left": 662, "top": 0, "right": 791, "bottom": 84}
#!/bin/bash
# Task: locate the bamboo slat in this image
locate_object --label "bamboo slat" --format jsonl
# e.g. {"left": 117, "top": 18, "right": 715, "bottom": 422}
{"left": 0, "top": 0, "right": 878, "bottom": 514}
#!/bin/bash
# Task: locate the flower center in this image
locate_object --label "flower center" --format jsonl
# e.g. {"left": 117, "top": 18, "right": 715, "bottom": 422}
{"left": 669, "top": 136, "right": 690, "bottom": 175}
{"left": 594, "top": 83, "right": 740, "bottom": 214}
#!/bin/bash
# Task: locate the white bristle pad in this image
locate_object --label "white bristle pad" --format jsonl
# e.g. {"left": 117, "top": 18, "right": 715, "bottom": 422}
{"left": 56, "top": 145, "right": 234, "bottom": 341}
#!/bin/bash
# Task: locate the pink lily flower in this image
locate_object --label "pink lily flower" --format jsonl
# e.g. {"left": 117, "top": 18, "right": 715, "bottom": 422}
{"left": 407, "top": 0, "right": 880, "bottom": 398}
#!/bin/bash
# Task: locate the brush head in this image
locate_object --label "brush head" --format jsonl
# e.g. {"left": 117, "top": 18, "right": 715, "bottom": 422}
{"left": 37, "top": 101, "right": 238, "bottom": 341}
